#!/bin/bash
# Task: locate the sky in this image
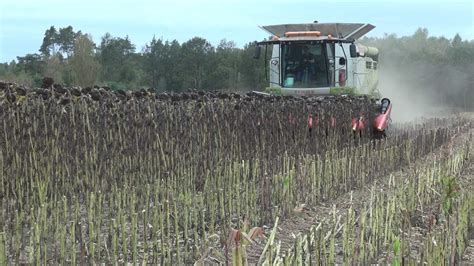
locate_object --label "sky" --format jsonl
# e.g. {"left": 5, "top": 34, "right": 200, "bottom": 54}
{"left": 0, "top": 0, "right": 472, "bottom": 63}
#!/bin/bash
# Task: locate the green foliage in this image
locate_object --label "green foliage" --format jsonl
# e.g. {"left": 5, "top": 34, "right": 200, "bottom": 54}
{"left": 104, "top": 81, "right": 129, "bottom": 91}
{"left": 238, "top": 41, "right": 267, "bottom": 90}
{"left": 180, "top": 37, "right": 214, "bottom": 90}
{"left": 70, "top": 34, "right": 100, "bottom": 87}
{"left": 0, "top": 70, "right": 36, "bottom": 87}
{"left": 60, "top": 64, "right": 75, "bottom": 87}
{"left": 39, "top": 26, "right": 59, "bottom": 56}
{"left": 441, "top": 176, "right": 460, "bottom": 216}
{"left": 58, "top": 26, "right": 82, "bottom": 57}
{"left": 209, "top": 39, "right": 240, "bottom": 89}
{"left": 98, "top": 33, "right": 137, "bottom": 85}
{"left": 42, "top": 54, "right": 64, "bottom": 84}
{"left": 40, "top": 26, "right": 81, "bottom": 58}
{"left": 141, "top": 37, "right": 265, "bottom": 91}
{"left": 16, "top": 54, "right": 43, "bottom": 74}
{"left": 392, "top": 236, "right": 401, "bottom": 266}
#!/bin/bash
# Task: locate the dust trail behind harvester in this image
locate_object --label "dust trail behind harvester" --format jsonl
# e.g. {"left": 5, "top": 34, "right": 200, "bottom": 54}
{"left": 379, "top": 67, "right": 448, "bottom": 123}
{"left": 378, "top": 58, "right": 473, "bottom": 123}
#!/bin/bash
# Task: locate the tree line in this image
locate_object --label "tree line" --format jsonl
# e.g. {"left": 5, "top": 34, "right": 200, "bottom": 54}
{"left": 0, "top": 26, "right": 266, "bottom": 91}
{"left": 0, "top": 26, "right": 472, "bottom": 108}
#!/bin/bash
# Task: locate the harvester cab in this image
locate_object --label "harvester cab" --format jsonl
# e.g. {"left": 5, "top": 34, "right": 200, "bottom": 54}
{"left": 254, "top": 22, "right": 392, "bottom": 138}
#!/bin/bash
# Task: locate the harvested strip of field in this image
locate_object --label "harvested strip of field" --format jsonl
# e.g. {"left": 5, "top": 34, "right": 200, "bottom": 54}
{"left": 242, "top": 119, "right": 472, "bottom": 265}
{"left": 378, "top": 152, "right": 473, "bottom": 265}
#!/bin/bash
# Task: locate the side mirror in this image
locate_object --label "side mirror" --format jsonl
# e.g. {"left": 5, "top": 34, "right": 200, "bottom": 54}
{"left": 349, "top": 43, "right": 357, "bottom": 58}
{"left": 339, "top": 57, "right": 346, "bottom": 65}
{"left": 253, "top": 46, "right": 261, "bottom": 59}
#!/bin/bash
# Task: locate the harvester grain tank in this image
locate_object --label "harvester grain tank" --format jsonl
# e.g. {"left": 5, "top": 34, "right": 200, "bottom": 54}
{"left": 253, "top": 22, "right": 392, "bottom": 138}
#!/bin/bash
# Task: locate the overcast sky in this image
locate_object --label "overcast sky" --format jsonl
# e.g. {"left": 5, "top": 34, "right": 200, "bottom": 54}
{"left": 0, "top": 0, "right": 472, "bottom": 62}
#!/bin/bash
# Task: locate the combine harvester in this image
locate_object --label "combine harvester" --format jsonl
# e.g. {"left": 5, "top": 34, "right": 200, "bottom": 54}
{"left": 253, "top": 22, "right": 392, "bottom": 138}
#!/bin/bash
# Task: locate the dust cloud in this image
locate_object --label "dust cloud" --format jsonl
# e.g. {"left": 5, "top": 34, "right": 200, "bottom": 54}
{"left": 378, "top": 65, "right": 471, "bottom": 123}
{"left": 378, "top": 68, "right": 436, "bottom": 123}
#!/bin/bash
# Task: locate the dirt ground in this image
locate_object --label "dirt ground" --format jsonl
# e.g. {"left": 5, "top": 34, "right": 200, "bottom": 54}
{"left": 462, "top": 239, "right": 474, "bottom": 265}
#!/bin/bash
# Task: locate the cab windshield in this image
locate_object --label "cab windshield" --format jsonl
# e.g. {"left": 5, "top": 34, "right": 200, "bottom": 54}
{"left": 281, "top": 43, "right": 330, "bottom": 88}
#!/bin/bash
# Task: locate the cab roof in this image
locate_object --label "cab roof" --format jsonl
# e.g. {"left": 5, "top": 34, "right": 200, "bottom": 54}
{"left": 260, "top": 23, "right": 375, "bottom": 41}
